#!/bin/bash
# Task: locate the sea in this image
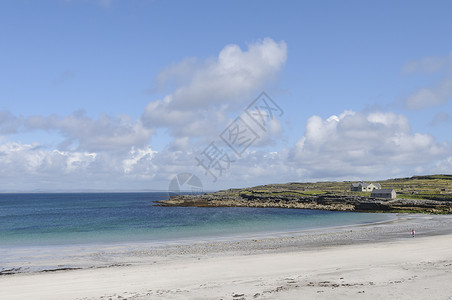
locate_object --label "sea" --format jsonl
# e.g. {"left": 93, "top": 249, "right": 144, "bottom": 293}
{"left": 0, "top": 192, "right": 394, "bottom": 248}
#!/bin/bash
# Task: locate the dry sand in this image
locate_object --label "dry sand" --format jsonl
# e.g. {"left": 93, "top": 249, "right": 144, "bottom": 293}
{"left": 1, "top": 214, "right": 452, "bottom": 299}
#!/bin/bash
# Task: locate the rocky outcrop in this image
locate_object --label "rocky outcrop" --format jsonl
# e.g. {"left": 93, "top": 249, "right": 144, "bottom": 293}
{"left": 156, "top": 192, "right": 452, "bottom": 214}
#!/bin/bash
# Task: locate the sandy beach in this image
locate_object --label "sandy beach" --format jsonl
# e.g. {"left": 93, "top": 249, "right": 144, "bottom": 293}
{"left": 1, "top": 214, "right": 452, "bottom": 299}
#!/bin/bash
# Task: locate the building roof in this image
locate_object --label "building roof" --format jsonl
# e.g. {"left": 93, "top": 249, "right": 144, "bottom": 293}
{"left": 351, "top": 182, "right": 381, "bottom": 188}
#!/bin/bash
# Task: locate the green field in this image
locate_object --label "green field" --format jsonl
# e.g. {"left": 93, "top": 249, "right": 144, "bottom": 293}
{"left": 221, "top": 174, "right": 452, "bottom": 201}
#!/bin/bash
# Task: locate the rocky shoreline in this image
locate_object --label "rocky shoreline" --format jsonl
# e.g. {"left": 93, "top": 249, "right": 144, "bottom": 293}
{"left": 157, "top": 174, "right": 452, "bottom": 214}
{"left": 157, "top": 192, "right": 452, "bottom": 213}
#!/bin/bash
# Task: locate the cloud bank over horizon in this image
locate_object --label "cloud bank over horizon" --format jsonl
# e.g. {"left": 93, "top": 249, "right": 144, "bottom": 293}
{"left": 1, "top": 39, "right": 451, "bottom": 191}
{"left": 1, "top": 107, "right": 450, "bottom": 191}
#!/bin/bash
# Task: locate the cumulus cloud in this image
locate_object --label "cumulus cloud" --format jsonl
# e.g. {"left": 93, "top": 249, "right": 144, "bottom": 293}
{"left": 142, "top": 38, "right": 287, "bottom": 138}
{"left": 0, "top": 141, "right": 95, "bottom": 177}
{"left": 0, "top": 38, "right": 288, "bottom": 191}
{"left": 1, "top": 108, "right": 450, "bottom": 191}
{"left": 290, "top": 110, "right": 448, "bottom": 180}
{"left": 122, "top": 146, "right": 157, "bottom": 174}
{"left": 0, "top": 110, "right": 153, "bottom": 152}
{"left": 153, "top": 38, "right": 286, "bottom": 109}
{"left": 142, "top": 97, "right": 228, "bottom": 139}
{"left": 0, "top": 141, "right": 160, "bottom": 191}
{"left": 175, "top": 109, "right": 450, "bottom": 188}
{"left": 47, "top": 111, "right": 153, "bottom": 152}
{"left": 0, "top": 107, "right": 159, "bottom": 191}
{"left": 5, "top": 40, "right": 450, "bottom": 191}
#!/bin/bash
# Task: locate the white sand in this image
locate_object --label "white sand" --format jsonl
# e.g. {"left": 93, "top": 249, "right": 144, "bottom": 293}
{"left": 1, "top": 233, "right": 452, "bottom": 299}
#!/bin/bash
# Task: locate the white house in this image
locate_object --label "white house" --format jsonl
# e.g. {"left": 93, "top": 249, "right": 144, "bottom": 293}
{"left": 350, "top": 182, "right": 382, "bottom": 192}
{"left": 371, "top": 189, "right": 396, "bottom": 199}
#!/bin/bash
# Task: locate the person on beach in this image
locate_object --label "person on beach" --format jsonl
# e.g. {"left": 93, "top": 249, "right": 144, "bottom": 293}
{"left": 412, "top": 229, "right": 415, "bottom": 238}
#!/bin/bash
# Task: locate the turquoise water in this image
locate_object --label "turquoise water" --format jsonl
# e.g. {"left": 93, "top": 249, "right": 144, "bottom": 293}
{"left": 0, "top": 193, "right": 393, "bottom": 247}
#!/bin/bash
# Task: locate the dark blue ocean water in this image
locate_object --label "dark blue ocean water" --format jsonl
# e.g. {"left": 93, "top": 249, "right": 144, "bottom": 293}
{"left": 0, "top": 193, "right": 393, "bottom": 247}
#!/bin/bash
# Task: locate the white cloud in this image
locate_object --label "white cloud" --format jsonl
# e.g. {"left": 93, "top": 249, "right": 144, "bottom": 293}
{"left": 0, "top": 38, "right": 287, "bottom": 191}
{"left": 166, "top": 110, "right": 450, "bottom": 189}
{"left": 50, "top": 112, "right": 153, "bottom": 152}
{"left": 0, "top": 140, "right": 161, "bottom": 191}
{"left": 142, "top": 38, "right": 287, "bottom": 139}
{"left": 1, "top": 108, "right": 450, "bottom": 191}
{"left": 122, "top": 146, "right": 156, "bottom": 174}
{"left": 0, "top": 142, "right": 96, "bottom": 175}
{"left": 289, "top": 110, "right": 449, "bottom": 180}
{"left": 156, "top": 38, "right": 286, "bottom": 109}
{"left": 0, "top": 110, "right": 154, "bottom": 152}
{"left": 4, "top": 41, "right": 451, "bottom": 191}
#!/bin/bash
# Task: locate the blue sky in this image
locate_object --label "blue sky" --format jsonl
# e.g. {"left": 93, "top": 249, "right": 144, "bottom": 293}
{"left": 1, "top": 0, "right": 451, "bottom": 191}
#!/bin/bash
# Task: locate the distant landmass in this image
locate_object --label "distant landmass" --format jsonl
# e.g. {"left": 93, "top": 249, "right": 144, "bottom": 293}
{"left": 157, "top": 175, "right": 452, "bottom": 214}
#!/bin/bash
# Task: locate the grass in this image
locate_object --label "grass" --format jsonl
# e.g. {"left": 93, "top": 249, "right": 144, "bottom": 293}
{"left": 215, "top": 174, "right": 452, "bottom": 202}
{"left": 192, "top": 174, "right": 452, "bottom": 214}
